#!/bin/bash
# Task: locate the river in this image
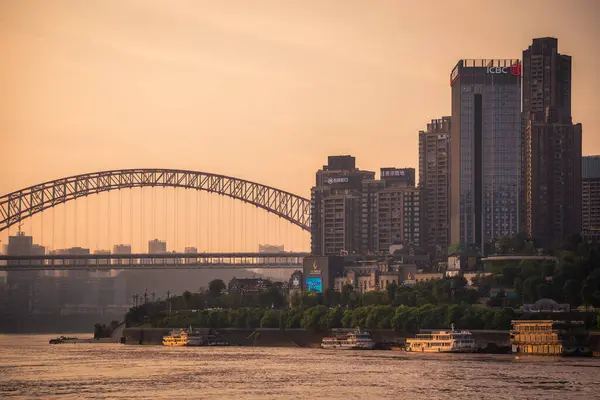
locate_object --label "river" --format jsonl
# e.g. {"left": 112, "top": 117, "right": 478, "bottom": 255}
{"left": 1, "top": 334, "right": 599, "bottom": 399}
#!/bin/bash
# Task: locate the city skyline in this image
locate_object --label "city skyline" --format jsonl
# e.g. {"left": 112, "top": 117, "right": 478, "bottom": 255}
{"left": 1, "top": 1, "right": 599, "bottom": 251}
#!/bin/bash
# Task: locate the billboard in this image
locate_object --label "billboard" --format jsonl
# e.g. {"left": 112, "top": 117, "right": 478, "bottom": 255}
{"left": 306, "top": 277, "right": 322, "bottom": 293}
{"left": 325, "top": 176, "right": 349, "bottom": 185}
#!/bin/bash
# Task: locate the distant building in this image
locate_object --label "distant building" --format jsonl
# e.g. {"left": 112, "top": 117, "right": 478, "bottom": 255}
{"left": 148, "top": 239, "right": 167, "bottom": 254}
{"left": 302, "top": 256, "right": 345, "bottom": 292}
{"left": 69, "top": 247, "right": 90, "bottom": 255}
{"left": 93, "top": 249, "right": 110, "bottom": 255}
{"left": 228, "top": 278, "right": 269, "bottom": 294}
{"left": 259, "top": 244, "right": 284, "bottom": 253}
{"left": 522, "top": 38, "right": 582, "bottom": 247}
{"left": 184, "top": 246, "right": 198, "bottom": 253}
{"left": 582, "top": 156, "right": 600, "bottom": 234}
{"left": 113, "top": 244, "right": 132, "bottom": 254}
{"left": 361, "top": 168, "right": 421, "bottom": 254}
{"left": 450, "top": 59, "right": 522, "bottom": 254}
{"left": 31, "top": 244, "right": 45, "bottom": 256}
{"left": 419, "top": 117, "right": 451, "bottom": 257}
{"left": 7, "top": 232, "right": 33, "bottom": 256}
{"left": 334, "top": 261, "right": 417, "bottom": 294}
{"left": 311, "top": 156, "right": 375, "bottom": 255}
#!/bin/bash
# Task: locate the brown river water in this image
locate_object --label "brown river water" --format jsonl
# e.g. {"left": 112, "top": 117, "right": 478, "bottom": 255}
{"left": 1, "top": 334, "right": 599, "bottom": 399}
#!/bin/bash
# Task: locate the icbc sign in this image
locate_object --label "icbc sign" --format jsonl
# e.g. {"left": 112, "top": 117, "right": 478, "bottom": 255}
{"left": 486, "top": 63, "right": 521, "bottom": 76}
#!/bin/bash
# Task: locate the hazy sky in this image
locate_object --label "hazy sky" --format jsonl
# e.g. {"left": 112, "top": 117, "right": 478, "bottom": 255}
{"left": 1, "top": 0, "right": 599, "bottom": 251}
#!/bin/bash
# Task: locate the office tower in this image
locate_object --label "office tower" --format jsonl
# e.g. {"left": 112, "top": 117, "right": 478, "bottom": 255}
{"left": 148, "top": 239, "right": 167, "bottom": 254}
{"left": 419, "top": 117, "right": 451, "bottom": 257}
{"left": 450, "top": 59, "right": 522, "bottom": 253}
{"left": 582, "top": 156, "right": 600, "bottom": 235}
{"left": 113, "top": 244, "right": 132, "bottom": 254}
{"left": 310, "top": 156, "right": 375, "bottom": 256}
{"left": 361, "top": 168, "right": 421, "bottom": 254}
{"left": 522, "top": 38, "right": 582, "bottom": 247}
{"left": 522, "top": 37, "right": 572, "bottom": 125}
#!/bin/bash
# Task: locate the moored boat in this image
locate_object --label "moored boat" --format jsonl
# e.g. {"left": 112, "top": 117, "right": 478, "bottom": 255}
{"left": 406, "top": 324, "right": 476, "bottom": 353}
{"left": 321, "top": 329, "right": 375, "bottom": 350}
{"left": 49, "top": 336, "right": 97, "bottom": 344}
{"left": 510, "top": 320, "right": 592, "bottom": 357}
{"left": 162, "top": 328, "right": 230, "bottom": 347}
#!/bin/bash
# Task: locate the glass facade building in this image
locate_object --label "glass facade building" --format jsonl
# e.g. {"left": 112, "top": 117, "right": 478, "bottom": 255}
{"left": 450, "top": 59, "right": 522, "bottom": 253}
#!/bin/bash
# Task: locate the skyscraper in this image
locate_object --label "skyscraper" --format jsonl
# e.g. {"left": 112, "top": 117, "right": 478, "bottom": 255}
{"left": 450, "top": 59, "right": 522, "bottom": 253}
{"left": 419, "top": 117, "right": 451, "bottom": 257}
{"left": 522, "top": 38, "right": 582, "bottom": 247}
{"left": 522, "top": 37, "right": 572, "bottom": 125}
{"left": 582, "top": 156, "right": 600, "bottom": 237}
{"left": 310, "top": 156, "right": 375, "bottom": 256}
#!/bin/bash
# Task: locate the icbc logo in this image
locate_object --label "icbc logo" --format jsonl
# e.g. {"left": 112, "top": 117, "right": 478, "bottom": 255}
{"left": 510, "top": 63, "right": 521, "bottom": 76}
{"left": 487, "top": 63, "right": 521, "bottom": 76}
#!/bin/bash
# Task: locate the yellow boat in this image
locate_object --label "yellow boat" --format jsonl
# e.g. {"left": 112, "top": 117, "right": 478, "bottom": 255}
{"left": 162, "top": 328, "right": 230, "bottom": 347}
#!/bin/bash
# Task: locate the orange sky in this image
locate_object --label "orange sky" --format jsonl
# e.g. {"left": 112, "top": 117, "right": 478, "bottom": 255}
{"left": 1, "top": 0, "right": 599, "bottom": 252}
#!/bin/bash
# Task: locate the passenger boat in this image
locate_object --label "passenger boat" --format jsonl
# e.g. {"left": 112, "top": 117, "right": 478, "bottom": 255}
{"left": 321, "top": 329, "right": 375, "bottom": 350}
{"left": 162, "top": 328, "right": 229, "bottom": 347}
{"left": 510, "top": 320, "right": 592, "bottom": 357}
{"left": 406, "top": 324, "right": 476, "bottom": 353}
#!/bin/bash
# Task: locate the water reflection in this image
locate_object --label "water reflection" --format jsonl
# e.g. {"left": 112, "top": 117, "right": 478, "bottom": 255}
{"left": 1, "top": 335, "right": 599, "bottom": 399}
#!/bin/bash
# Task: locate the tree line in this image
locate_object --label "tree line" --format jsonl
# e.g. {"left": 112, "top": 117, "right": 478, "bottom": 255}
{"left": 475, "top": 236, "right": 600, "bottom": 307}
{"left": 127, "top": 303, "right": 519, "bottom": 332}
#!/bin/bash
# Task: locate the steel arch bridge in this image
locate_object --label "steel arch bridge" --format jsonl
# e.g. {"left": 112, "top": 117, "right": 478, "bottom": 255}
{"left": 0, "top": 169, "right": 310, "bottom": 233}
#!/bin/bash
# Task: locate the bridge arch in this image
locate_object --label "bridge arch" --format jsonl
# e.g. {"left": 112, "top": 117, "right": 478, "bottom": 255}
{"left": 0, "top": 169, "right": 310, "bottom": 233}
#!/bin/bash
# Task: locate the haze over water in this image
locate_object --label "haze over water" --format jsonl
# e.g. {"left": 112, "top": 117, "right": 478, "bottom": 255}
{"left": 1, "top": 335, "right": 599, "bottom": 399}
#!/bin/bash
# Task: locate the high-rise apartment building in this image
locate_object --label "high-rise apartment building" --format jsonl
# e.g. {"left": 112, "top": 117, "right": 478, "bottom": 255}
{"left": 450, "top": 59, "right": 522, "bottom": 253}
{"left": 419, "top": 117, "right": 451, "bottom": 257}
{"left": 522, "top": 37, "right": 572, "bottom": 125}
{"left": 310, "top": 156, "right": 375, "bottom": 255}
{"left": 582, "top": 156, "right": 600, "bottom": 233}
{"left": 522, "top": 38, "right": 582, "bottom": 247}
{"left": 361, "top": 168, "right": 420, "bottom": 254}
{"left": 148, "top": 239, "right": 167, "bottom": 254}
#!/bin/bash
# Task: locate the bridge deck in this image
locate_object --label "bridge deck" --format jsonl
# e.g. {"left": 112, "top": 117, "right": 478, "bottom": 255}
{"left": 0, "top": 252, "right": 308, "bottom": 270}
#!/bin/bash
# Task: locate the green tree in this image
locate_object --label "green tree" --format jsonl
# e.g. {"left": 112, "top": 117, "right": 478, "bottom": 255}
{"left": 364, "top": 305, "right": 394, "bottom": 329}
{"left": 340, "top": 285, "right": 354, "bottom": 307}
{"left": 282, "top": 308, "right": 303, "bottom": 329}
{"left": 182, "top": 290, "right": 192, "bottom": 308}
{"left": 259, "top": 286, "right": 286, "bottom": 309}
{"left": 385, "top": 282, "right": 398, "bottom": 303}
{"left": 322, "top": 307, "right": 344, "bottom": 329}
{"left": 350, "top": 306, "right": 372, "bottom": 329}
{"left": 536, "top": 282, "right": 551, "bottom": 299}
{"left": 581, "top": 272, "right": 600, "bottom": 307}
{"left": 301, "top": 306, "right": 329, "bottom": 331}
{"left": 208, "top": 279, "right": 226, "bottom": 298}
{"left": 361, "top": 290, "right": 388, "bottom": 306}
{"left": 290, "top": 292, "right": 302, "bottom": 308}
{"left": 341, "top": 310, "right": 354, "bottom": 328}
{"left": 323, "top": 288, "right": 341, "bottom": 307}
{"left": 260, "top": 310, "right": 280, "bottom": 328}
{"left": 522, "top": 276, "right": 544, "bottom": 302}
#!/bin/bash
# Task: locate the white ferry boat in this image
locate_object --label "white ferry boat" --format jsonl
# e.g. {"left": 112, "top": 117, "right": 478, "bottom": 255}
{"left": 162, "top": 328, "right": 229, "bottom": 347}
{"left": 321, "top": 329, "right": 375, "bottom": 350}
{"left": 406, "top": 325, "right": 476, "bottom": 353}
